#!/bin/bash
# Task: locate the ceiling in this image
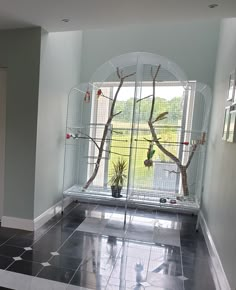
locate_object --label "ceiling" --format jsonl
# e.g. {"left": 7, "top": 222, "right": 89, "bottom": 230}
{"left": 0, "top": 0, "right": 235, "bottom": 32}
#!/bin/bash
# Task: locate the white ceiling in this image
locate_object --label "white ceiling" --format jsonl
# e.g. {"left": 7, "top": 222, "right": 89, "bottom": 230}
{"left": 0, "top": 0, "right": 235, "bottom": 32}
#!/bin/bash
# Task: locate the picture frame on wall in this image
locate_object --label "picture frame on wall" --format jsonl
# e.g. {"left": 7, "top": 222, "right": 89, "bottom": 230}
{"left": 222, "top": 106, "right": 230, "bottom": 140}
{"left": 227, "top": 108, "right": 236, "bottom": 142}
{"left": 233, "top": 79, "right": 236, "bottom": 104}
{"left": 227, "top": 71, "right": 235, "bottom": 102}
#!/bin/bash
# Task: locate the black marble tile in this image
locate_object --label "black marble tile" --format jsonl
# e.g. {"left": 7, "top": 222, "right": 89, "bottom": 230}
{"left": 106, "top": 277, "right": 149, "bottom": 290}
{"left": 0, "top": 228, "right": 19, "bottom": 241}
{"left": 42, "top": 227, "right": 73, "bottom": 244}
{"left": 7, "top": 260, "right": 42, "bottom": 276}
{"left": 184, "top": 278, "right": 216, "bottom": 290}
{"left": 178, "top": 213, "right": 197, "bottom": 223}
{"left": 0, "top": 239, "right": 8, "bottom": 246}
{"left": 59, "top": 238, "right": 97, "bottom": 260}
{"left": 0, "top": 245, "right": 24, "bottom": 258}
{"left": 135, "top": 208, "right": 156, "bottom": 218}
{"left": 49, "top": 254, "right": 83, "bottom": 270}
{"left": 105, "top": 221, "right": 125, "bottom": 230}
{"left": 149, "top": 260, "right": 182, "bottom": 277}
{"left": 68, "top": 204, "right": 97, "bottom": 218}
{"left": 0, "top": 203, "right": 216, "bottom": 290}
{"left": 51, "top": 217, "right": 82, "bottom": 232}
{"left": 70, "top": 270, "right": 108, "bottom": 289}
{"left": 151, "top": 244, "right": 181, "bottom": 257}
{"left": 156, "top": 211, "right": 178, "bottom": 221}
{"left": 146, "top": 272, "right": 184, "bottom": 290}
{"left": 182, "top": 254, "right": 210, "bottom": 268}
{"left": 21, "top": 249, "right": 52, "bottom": 263}
{"left": 95, "top": 205, "right": 117, "bottom": 213}
{"left": 181, "top": 238, "right": 207, "bottom": 249}
{"left": 37, "top": 265, "right": 75, "bottom": 283}
{"left": 179, "top": 221, "right": 197, "bottom": 232}
{"left": 183, "top": 262, "right": 214, "bottom": 281}
{"left": 79, "top": 254, "right": 116, "bottom": 277}
{"left": 115, "top": 207, "right": 136, "bottom": 215}
{"left": 180, "top": 231, "right": 200, "bottom": 241}
{"left": 69, "top": 230, "right": 99, "bottom": 240}
{"left": 32, "top": 235, "right": 64, "bottom": 252}
{"left": 181, "top": 244, "right": 209, "bottom": 258}
{"left": 0, "top": 255, "right": 14, "bottom": 269}
{"left": 5, "top": 236, "right": 34, "bottom": 248}
{"left": 14, "top": 230, "right": 42, "bottom": 242}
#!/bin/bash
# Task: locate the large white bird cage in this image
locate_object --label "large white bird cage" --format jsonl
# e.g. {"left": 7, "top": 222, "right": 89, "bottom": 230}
{"left": 62, "top": 52, "right": 211, "bottom": 214}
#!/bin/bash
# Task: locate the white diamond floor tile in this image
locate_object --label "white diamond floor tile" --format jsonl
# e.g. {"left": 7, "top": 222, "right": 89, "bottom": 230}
{"left": 13, "top": 256, "right": 22, "bottom": 261}
{"left": 50, "top": 251, "right": 60, "bottom": 256}
{"left": 41, "top": 262, "right": 51, "bottom": 267}
{"left": 178, "top": 275, "right": 188, "bottom": 281}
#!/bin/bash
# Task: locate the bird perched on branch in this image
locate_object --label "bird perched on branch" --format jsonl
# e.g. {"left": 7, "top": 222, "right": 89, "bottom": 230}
{"left": 144, "top": 142, "right": 155, "bottom": 167}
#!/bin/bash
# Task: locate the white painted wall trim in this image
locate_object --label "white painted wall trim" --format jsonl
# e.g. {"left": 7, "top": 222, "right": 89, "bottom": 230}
{"left": 34, "top": 196, "right": 72, "bottom": 230}
{"left": 2, "top": 197, "right": 72, "bottom": 231}
{"left": 1, "top": 216, "right": 34, "bottom": 231}
{"left": 199, "top": 211, "right": 231, "bottom": 290}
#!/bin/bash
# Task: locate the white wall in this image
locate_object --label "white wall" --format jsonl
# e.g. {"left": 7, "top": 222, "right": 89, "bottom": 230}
{"left": 202, "top": 18, "right": 236, "bottom": 289}
{"left": 0, "top": 28, "right": 41, "bottom": 220}
{"left": 80, "top": 20, "right": 220, "bottom": 87}
{"left": 34, "top": 30, "right": 82, "bottom": 218}
{"left": 0, "top": 69, "right": 7, "bottom": 219}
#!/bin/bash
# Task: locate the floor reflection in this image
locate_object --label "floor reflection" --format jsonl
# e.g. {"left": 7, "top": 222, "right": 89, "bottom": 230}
{"left": 0, "top": 202, "right": 216, "bottom": 290}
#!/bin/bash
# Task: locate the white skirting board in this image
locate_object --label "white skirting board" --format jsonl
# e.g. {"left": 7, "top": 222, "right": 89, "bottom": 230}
{"left": 199, "top": 211, "right": 231, "bottom": 290}
{"left": 1, "top": 197, "right": 72, "bottom": 232}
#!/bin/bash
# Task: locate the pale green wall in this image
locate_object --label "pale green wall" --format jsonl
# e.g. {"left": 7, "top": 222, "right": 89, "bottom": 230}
{"left": 202, "top": 18, "right": 236, "bottom": 289}
{"left": 34, "top": 30, "right": 82, "bottom": 218}
{"left": 81, "top": 20, "right": 220, "bottom": 87}
{"left": 0, "top": 28, "right": 41, "bottom": 220}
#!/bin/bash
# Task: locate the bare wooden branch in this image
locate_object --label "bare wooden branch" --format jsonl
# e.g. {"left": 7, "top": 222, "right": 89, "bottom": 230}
{"left": 112, "top": 111, "right": 122, "bottom": 118}
{"left": 116, "top": 67, "right": 121, "bottom": 79}
{"left": 164, "top": 170, "right": 180, "bottom": 175}
{"left": 143, "top": 137, "right": 161, "bottom": 142}
{"left": 101, "top": 93, "right": 113, "bottom": 101}
{"left": 83, "top": 68, "right": 136, "bottom": 190}
{"left": 146, "top": 65, "right": 191, "bottom": 196}
{"left": 77, "top": 130, "right": 100, "bottom": 150}
{"left": 136, "top": 94, "right": 153, "bottom": 103}
{"left": 107, "top": 151, "right": 130, "bottom": 157}
{"left": 149, "top": 65, "right": 161, "bottom": 123}
{"left": 185, "top": 142, "right": 199, "bottom": 169}
{"left": 111, "top": 130, "right": 123, "bottom": 135}
{"left": 122, "top": 71, "right": 136, "bottom": 79}
{"left": 146, "top": 65, "right": 202, "bottom": 196}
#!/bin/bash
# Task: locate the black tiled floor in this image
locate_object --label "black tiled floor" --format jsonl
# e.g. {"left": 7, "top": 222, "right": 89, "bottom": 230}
{"left": 70, "top": 270, "right": 108, "bottom": 289}
{"left": 32, "top": 234, "right": 64, "bottom": 252}
{"left": 7, "top": 260, "right": 42, "bottom": 276}
{"left": 0, "top": 245, "right": 24, "bottom": 258}
{"left": 0, "top": 202, "right": 216, "bottom": 290}
{"left": 0, "top": 255, "right": 13, "bottom": 269}
{"left": 49, "top": 254, "right": 83, "bottom": 270}
{"left": 37, "top": 265, "right": 75, "bottom": 283}
{"left": 21, "top": 249, "right": 52, "bottom": 263}
{"left": 5, "top": 236, "right": 34, "bottom": 248}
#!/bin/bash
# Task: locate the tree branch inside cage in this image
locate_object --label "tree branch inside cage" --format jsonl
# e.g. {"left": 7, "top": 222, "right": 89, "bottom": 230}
{"left": 83, "top": 68, "right": 136, "bottom": 190}
{"left": 146, "top": 65, "right": 203, "bottom": 196}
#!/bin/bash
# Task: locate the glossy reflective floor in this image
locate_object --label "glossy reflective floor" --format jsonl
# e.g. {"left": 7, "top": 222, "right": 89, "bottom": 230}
{"left": 0, "top": 202, "right": 216, "bottom": 290}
